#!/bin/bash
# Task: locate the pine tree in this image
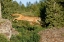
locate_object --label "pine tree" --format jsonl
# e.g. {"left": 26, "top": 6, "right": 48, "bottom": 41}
{"left": 1, "top": 0, "right": 13, "bottom": 19}
{"left": 45, "top": 0, "right": 64, "bottom": 28}
{"left": 1, "top": 0, "right": 21, "bottom": 19}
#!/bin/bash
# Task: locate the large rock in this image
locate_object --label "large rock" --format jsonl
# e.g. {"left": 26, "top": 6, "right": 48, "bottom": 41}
{"left": 0, "top": 19, "right": 18, "bottom": 40}
{"left": 38, "top": 27, "right": 64, "bottom": 42}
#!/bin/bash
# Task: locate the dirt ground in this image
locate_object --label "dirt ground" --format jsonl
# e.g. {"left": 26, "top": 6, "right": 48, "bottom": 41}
{"left": 38, "top": 27, "right": 64, "bottom": 42}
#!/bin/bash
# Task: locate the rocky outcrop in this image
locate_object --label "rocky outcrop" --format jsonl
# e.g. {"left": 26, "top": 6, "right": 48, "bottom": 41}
{"left": 38, "top": 27, "right": 64, "bottom": 42}
{"left": 0, "top": 19, "right": 19, "bottom": 40}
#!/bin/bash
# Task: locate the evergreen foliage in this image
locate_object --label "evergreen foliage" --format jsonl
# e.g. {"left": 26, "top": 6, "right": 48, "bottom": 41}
{"left": 45, "top": 0, "right": 64, "bottom": 28}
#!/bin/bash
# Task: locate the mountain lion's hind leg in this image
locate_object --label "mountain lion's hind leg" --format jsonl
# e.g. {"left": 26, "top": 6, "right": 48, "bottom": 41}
{"left": 13, "top": 18, "right": 18, "bottom": 22}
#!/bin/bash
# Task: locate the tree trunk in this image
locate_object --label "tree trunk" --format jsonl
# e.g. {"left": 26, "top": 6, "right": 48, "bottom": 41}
{"left": 0, "top": 3, "right": 2, "bottom": 18}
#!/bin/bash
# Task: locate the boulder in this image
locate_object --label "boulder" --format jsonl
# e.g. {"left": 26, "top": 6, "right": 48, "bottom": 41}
{"left": 0, "top": 19, "right": 19, "bottom": 40}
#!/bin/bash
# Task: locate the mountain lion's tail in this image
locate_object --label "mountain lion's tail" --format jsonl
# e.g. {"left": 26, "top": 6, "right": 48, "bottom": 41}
{"left": 11, "top": 14, "right": 22, "bottom": 16}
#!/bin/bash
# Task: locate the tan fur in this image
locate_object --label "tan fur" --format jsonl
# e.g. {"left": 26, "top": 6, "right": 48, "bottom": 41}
{"left": 11, "top": 14, "right": 41, "bottom": 24}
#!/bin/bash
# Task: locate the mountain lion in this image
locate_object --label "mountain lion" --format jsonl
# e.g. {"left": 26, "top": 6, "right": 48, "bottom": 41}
{"left": 11, "top": 13, "right": 41, "bottom": 24}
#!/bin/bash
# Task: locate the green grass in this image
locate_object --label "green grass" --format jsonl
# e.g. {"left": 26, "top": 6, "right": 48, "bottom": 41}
{"left": 0, "top": 34, "right": 9, "bottom": 42}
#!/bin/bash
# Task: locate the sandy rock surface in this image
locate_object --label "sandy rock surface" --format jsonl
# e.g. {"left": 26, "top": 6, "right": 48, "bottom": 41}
{"left": 38, "top": 27, "right": 64, "bottom": 42}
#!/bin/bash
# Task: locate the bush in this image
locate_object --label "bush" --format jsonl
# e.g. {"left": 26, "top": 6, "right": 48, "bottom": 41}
{"left": 0, "top": 34, "right": 9, "bottom": 42}
{"left": 10, "top": 20, "right": 44, "bottom": 42}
